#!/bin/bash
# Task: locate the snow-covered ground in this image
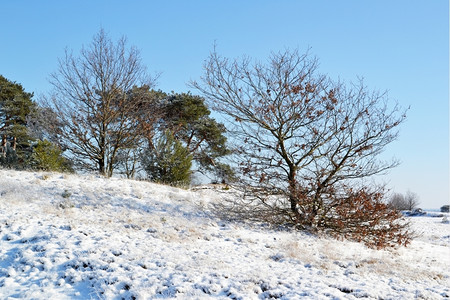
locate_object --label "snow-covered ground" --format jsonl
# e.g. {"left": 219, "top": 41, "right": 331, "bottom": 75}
{"left": 0, "top": 169, "right": 449, "bottom": 299}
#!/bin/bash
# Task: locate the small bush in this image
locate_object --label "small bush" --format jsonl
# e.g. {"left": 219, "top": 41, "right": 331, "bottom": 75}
{"left": 285, "top": 185, "right": 413, "bottom": 249}
{"left": 322, "top": 188, "right": 412, "bottom": 249}
{"left": 31, "top": 140, "right": 73, "bottom": 173}
{"left": 220, "top": 184, "right": 413, "bottom": 249}
{"left": 142, "top": 131, "right": 192, "bottom": 186}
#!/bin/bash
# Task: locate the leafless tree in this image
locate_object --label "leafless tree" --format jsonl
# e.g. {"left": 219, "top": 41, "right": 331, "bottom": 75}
{"left": 192, "top": 48, "right": 410, "bottom": 247}
{"left": 388, "top": 191, "right": 420, "bottom": 211}
{"left": 388, "top": 192, "right": 408, "bottom": 210}
{"left": 46, "top": 29, "right": 158, "bottom": 177}
{"left": 404, "top": 190, "right": 420, "bottom": 211}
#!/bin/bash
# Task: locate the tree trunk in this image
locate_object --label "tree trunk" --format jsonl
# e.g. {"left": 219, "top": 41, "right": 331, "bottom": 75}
{"left": 98, "top": 157, "right": 105, "bottom": 176}
{"left": 1, "top": 135, "right": 6, "bottom": 157}
{"left": 288, "top": 168, "right": 301, "bottom": 223}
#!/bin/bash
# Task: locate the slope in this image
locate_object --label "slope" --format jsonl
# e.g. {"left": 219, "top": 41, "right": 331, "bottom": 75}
{"left": 0, "top": 169, "right": 449, "bottom": 299}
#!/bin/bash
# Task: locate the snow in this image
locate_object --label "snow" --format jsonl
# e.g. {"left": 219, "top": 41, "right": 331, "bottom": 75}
{"left": 0, "top": 169, "right": 449, "bottom": 299}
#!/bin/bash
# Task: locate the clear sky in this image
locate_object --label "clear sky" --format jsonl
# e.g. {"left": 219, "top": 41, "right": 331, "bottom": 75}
{"left": 1, "top": 0, "right": 448, "bottom": 208}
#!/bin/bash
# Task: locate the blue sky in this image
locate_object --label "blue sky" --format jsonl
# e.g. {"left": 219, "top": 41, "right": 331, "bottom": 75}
{"left": 1, "top": 0, "right": 448, "bottom": 208}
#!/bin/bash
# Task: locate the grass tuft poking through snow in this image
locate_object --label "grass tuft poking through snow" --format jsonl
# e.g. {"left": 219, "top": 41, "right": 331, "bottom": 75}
{"left": 0, "top": 169, "right": 449, "bottom": 299}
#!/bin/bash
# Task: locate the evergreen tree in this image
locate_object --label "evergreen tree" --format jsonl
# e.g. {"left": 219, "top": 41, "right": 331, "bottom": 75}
{"left": 0, "top": 139, "right": 18, "bottom": 168}
{"left": 143, "top": 131, "right": 192, "bottom": 186}
{"left": 0, "top": 75, "right": 36, "bottom": 168}
{"left": 1, "top": 75, "right": 70, "bottom": 172}
{"left": 31, "top": 140, "right": 74, "bottom": 172}
{"left": 162, "top": 92, "right": 231, "bottom": 175}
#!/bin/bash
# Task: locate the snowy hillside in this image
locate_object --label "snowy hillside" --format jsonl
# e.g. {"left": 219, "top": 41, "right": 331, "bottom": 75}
{"left": 0, "top": 169, "right": 449, "bottom": 299}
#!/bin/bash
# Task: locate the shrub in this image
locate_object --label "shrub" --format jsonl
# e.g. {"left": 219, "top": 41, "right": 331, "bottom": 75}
{"left": 31, "top": 140, "right": 73, "bottom": 172}
{"left": 321, "top": 188, "right": 412, "bottom": 249}
{"left": 273, "top": 184, "right": 412, "bottom": 249}
{"left": 142, "top": 131, "right": 192, "bottom": 186}
{"left": 226, "top": 184, "right": 413, "bottom": 249}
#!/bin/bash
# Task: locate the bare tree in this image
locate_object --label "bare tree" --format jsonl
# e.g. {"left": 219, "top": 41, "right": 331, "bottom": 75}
{"left": 192, "top": 48, "right": 410, "bottom": 247}
{"left": 388, "top": 192, "right": 408, "bottom": 210}
{"left": 388, "top": 191, "right": 420, "bottom": 211}
{"left": 46, "top": 29, "right": 158, "bottom": 177}
{"left": 405, "top": 190, "right": 420, "bottom": 211}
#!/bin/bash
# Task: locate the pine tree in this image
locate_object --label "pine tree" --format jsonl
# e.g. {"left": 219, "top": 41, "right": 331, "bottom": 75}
{"left": 31, "top": 140, "right": 73, "bottom": 172}
{"left": 143, "top": 131, "right": 192, "bottom": 186}
{"left": 0, "top": 75, "right": 36, "bottom": 168}
{"left": 162, "top": 92, "right": 231, "bottom": 175}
